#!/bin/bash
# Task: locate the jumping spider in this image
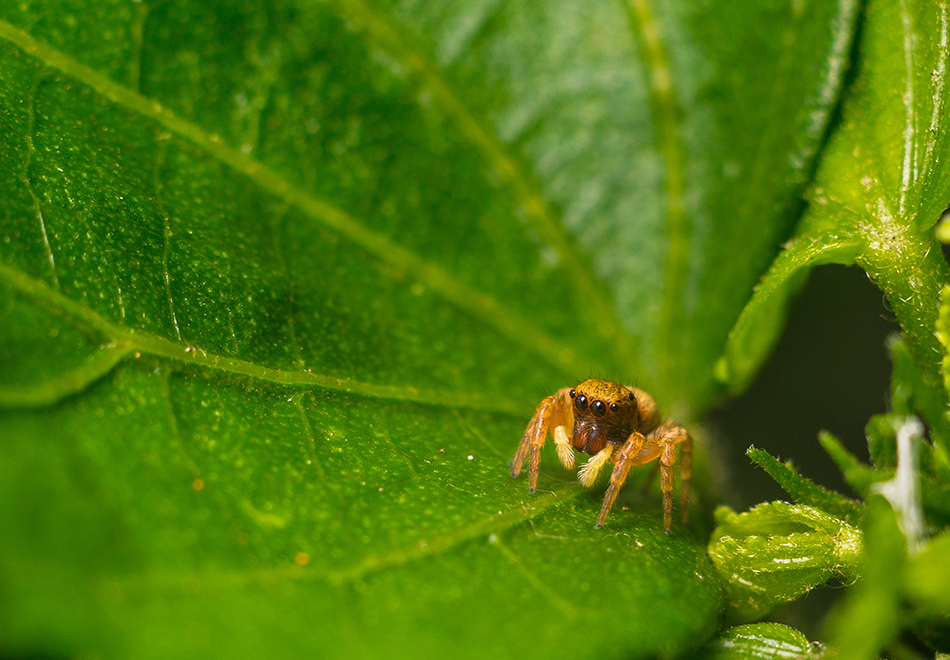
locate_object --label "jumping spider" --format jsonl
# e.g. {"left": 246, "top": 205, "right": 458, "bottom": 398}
{"left": 510, "top": 379, "right": 692, "bottom": 533}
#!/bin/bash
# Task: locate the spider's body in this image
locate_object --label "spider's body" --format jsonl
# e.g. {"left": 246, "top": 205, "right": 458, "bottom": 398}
{"left": 509, "top": 379, "right": 691, "bottom": 533}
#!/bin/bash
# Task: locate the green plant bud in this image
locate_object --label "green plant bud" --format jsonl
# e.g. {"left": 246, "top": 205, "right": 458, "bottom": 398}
{"left": 709, "top": 502, "right": 862, "bottom": 623}
{"left": 695, "top": 623, "right": 830, "bottom": 660}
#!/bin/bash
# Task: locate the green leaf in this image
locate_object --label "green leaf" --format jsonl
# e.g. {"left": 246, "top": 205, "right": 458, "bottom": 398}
{"left": 909, "top": 529, "right": 950, "bottom": 605}
{"left": 720, "top": 0, "right": 950, "bottom": 399}
{"left": 746, "top": 446, "right": 863, "bottom": 524}
{"left": 825, "top": 423, "right": 950, "bottom": 529}
{"left": 0, "top": 0, "right": 859, "bottom": 657}
{"left": 819, "top": 431, "right": 880, "bottom": 499}
{"left": 905, "top": 529, "right": 950, "bottom": 650}
{"left": 709, "top": 502, "right": 861, "bottom": 624}
{"left": 825, "top": 497, "right": 905, "bottom": 660}
{"left": 694, "top": 623, "right": 830, "bottom": 660}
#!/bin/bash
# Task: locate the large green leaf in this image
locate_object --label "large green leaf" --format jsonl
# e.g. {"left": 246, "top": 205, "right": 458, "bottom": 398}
{"left": 0, "top": 1, "right": 857, "bottom": 657}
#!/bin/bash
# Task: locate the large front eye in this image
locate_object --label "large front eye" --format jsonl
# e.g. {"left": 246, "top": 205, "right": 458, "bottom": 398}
{"left": 575, "top": 394, "right": 588, "bottom": 412}
{"left": 591, "top": 400, "right": 607, "bottom": 417}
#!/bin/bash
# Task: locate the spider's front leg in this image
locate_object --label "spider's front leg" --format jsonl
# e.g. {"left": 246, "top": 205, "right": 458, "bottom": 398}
{"left": 510, "top": 388, "right": 574, "bottom": 492}
{"left": 594, "top": 421, "right": 692, "bottom": 532}
{"left": 595, "top": 431, "right": 645, "bottom": 528}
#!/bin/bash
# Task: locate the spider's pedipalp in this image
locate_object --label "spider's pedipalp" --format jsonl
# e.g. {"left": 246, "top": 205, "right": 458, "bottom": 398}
{"left": 578, "top": 445, "right": 613, "bottom": 487}
{"left": 553, "top": 425, "right": 575, "bottom": 469}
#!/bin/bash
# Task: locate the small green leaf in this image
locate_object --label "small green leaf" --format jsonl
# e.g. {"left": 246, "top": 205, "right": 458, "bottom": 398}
{"left": 823, "top": 344, "right": 950, "bottom": 529}
{"left": 907, "top": 530, "right": 950, "bottom": 608}
{"left": 695, "top": 623, "right": 829, "bottom": 660}
{"left": 746, "top": 446, "right": 863, "bottom": 524}
{"left": 819, "top": 431, "right": 887, "bottom": 499}
{"left": 865, "top": 414, "right": 898, "bottom": 471}
{"left": 709, "top": 502, "right": 861, "bottom": 624}
{"left": 885, "top": 336, "right": 950, "bottom": 457}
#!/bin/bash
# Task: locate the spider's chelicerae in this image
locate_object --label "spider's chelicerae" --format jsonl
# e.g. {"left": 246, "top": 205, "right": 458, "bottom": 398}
{"left": 510, "top": 379, "right": 692, "bottom": 533}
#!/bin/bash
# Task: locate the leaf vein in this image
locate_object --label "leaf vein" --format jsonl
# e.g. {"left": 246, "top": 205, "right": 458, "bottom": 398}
{"left": 0, "top": 19, "right": 583, "bottom": 377}
{"left": 294, "top": 394, "right": 329, "bottom": 482}
{"left": 899, "top": 0, "right": 918, "bottom": 216}
{"left": 0, "top": 261, "right": 523, "bottom": 415}
{"left": 928, "top": 2, "right": 948, "bottom": 150}
{"left": 110, "top": 485, "right": 585, "bottom": 596}
{"left": 154, "top": 142, "right": 182, "bottom": 342}
{"left": 20, "top": 74, "right": 59, "bottom": 290}
{"left": 0, "top": 344, "right": 129, "bottom": 408}
{"left": 491, "top": 534, "right": 578, "bottom": 619}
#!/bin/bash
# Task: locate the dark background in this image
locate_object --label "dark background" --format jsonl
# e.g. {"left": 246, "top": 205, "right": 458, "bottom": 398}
{"left": 710, "top": 264, "right": 898, "bottom": 508}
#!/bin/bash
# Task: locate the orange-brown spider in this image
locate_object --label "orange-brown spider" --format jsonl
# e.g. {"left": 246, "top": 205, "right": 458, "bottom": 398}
{"left": 510, "top": 379, "right": 692, "bottom": 533}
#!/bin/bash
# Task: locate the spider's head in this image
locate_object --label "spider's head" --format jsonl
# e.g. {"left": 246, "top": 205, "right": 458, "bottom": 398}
{"left": 568, "top": 379, "right": 639, "bottom": 454}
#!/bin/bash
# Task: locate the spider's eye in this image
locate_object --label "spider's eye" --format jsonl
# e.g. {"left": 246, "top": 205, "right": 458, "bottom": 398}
{"left": 609, "top": 403, "right": 620, "bottom": 413}
{"left": 627, "top": 392, "right": 635, "bottom": 401}
{"left": 569, "top": 389, "right": 576, "bottom": 399}
{"left": 591, "top": 400, "right": 607, "bottom": 417}
{"left": 575, "top": 394, "right": 588, "bottom": 412}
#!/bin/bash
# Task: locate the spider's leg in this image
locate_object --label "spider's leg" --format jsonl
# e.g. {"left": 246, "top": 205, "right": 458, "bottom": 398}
{"left": 595, "top": 421, "right": 690, "bottom": 532}
{"left": 509, "top": 397, "right": 551, "bottom": 492}
{"left": 510, "top": 388, "right": 572, "bottom": 492}
{"left": 679, "top": 433, "right": 692, "bottom": 525}
{"left": 659, "top": 441, "right": 676, "bottom": 533}
{"left": 595, "top": 431, "right": 645, "bottom": 528}
{"left": 648, "top": 421, "right": 690, "bottom": 533}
